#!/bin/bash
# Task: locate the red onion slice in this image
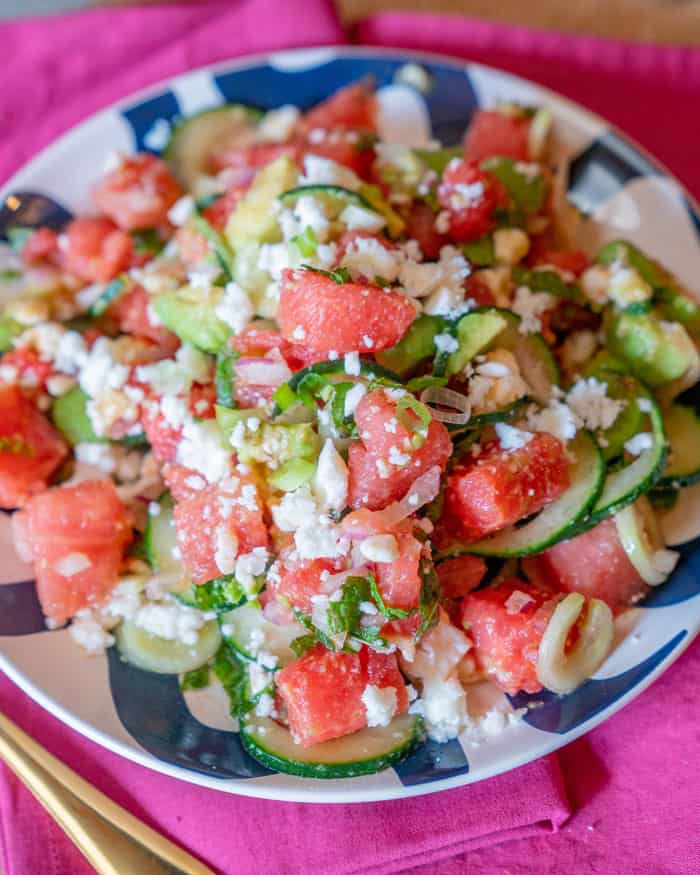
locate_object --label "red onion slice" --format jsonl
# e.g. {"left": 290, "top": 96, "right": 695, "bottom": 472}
{"left": 419, "top": 385, "right": 471, "bottom": 425}
{"left": 235, "top": 354, "right": 292, "bottom": 387}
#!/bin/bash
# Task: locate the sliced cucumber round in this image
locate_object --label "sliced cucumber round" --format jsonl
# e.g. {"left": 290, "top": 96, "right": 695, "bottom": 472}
{"left": 51, "top": 386, "right": 104, "bottom": 446}
{"left": 437, "top": 307, "right": 518, "bottom": 377}
{"left": 466, "top": 398, "right": 528, "bottom": 429}
{"left": 658, "top": 403, "right": 700, "bottom": 488}
{"left": 143, "top": 492, "right": 182, "bottom": 577}
{"left": 584, "top": 394, "right": 667, "bottom": 526}
{"left": 164, "top": 104, "right": 262, "bottom": 190}
{"left": 115, "top": 618, "right": 221, "bottom": 674}
{"left": 614, "top": 498, "right": 677, "bottom": 586}
{"left": 240, "top": 712, "right": 422, "bottom": 779}
{"left": 219, "top": 605, "right": 304, "bottom": 667}
{"left": 513, "top": 333, "right": 559, "bottom": 404}
{"left": 446, "top": 431, "right": 604, "bottom": 558}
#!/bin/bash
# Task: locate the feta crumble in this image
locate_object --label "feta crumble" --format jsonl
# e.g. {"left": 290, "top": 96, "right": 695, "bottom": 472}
{"left": 359, "top": 534, "right": 399, "bottom": 564}
{"left": 624, "top": 432, "right": 653, "bottom": 456}
{"left": 495, "top": 422, "right": 533, "bottom": 451}
{"left": 314, "top": 439, "right": 349, "bottom": 513}
{"left": 512, "top": 286, "right": 554, "bottom": 334}
{"left": 361, "top": 685, "right": 398, "bottom": 728}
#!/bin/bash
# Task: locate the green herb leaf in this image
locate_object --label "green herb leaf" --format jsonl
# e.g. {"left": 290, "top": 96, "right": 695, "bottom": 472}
{"left": 462, "top": 236, "right": 495, "bottom": 267}
{"left": 215, "top": 349, "right": 238, "bottom": 409}
{"left": 416, "top": 560, "right": 441, "bottom": 639}
{"left": 180, "top": 664, "right": 211, "bottom": 691}
{"left": 396, "top": 394, "right": 432, "bottom": 449}
{"left": 89, "top": 274, "right": 129, "bottom": 317}
{"left": 7, "top": 227, "right": 33, "bottom": 253}
{"left": 369, "top": 573, "right": 411, "bottom": 620}
{"left": 292, "top": 226, "right": 318, "bottom": 258}
{"left": 212, "top": 645, "right": 250, "bottom": 717}
{"left": 130, "top": 228, "right": 166, "bottom": 256}
{"left": 0, "top": 269, "right": 21, "bottom": 281}
{"left": 405, "top": 375, "right": 448, "bottom": 393}
{"left": 481, "top": 157, "right": 547, "bottom": 219}
{"left": 272, "top": 382, "right": 299, "bottom": 412}
{"left": 189, "top": 576, "right": 247, "bottom": 613}
{"left": 290, "top": 633, "right": 319, "bottom": 658}
{"left": 512, "top": 267, "right": 583, "bottom": 302}
{"left": 414, "top": 146, "right": 462, "bottom": 175}
{"left": 301, "top": 265, "right": 351, "bottom": 285}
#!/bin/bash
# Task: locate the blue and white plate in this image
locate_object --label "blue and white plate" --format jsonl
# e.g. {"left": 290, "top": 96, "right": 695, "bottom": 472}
{"left": 1, "top": 47, "right": 699, "bottom": 803}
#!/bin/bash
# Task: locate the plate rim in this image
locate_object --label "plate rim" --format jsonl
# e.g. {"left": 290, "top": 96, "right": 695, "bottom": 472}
{"left": 0, "top": 44, "right": 698, "bottom": 804}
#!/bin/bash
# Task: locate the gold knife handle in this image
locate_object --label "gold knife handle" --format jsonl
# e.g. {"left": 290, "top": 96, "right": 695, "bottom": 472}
{"left": 0, "top": 711, "right": 215, "bottom": 875}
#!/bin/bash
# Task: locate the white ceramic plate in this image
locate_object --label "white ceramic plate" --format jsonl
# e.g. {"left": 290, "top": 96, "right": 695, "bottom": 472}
{"left": 1, "top": 47, "right": 699, "bottom": 803}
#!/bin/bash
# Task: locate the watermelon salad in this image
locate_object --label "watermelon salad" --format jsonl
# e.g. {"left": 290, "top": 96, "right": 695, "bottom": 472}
{"left": 2, "top": 75, "right": 699, "bottom": 778}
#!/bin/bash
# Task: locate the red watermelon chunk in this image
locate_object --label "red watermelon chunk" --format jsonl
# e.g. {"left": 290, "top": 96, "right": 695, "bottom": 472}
{"left": 0, "top": 385, "right": 69, "bottom": 509}
{"left": 460, "top": 578, "right": 560, "bottom": 694}
{"left": 436, "top": 555, "right": 488, "bottom": 600}
{"left": 277, "top": 268, "right": 417, "bottom": 354}
{"left": 443, "top": 432, "right": 570, "bottom": 542}
{"left": 347, "top": 389, "right": 452, "bottom": 511}
{"left": 275, "top": 645, "right": 408, "bottom": 747}
{"left": 463, "top": 110, "right": 531, "bottom": 163}
{"left": 266, "top": 556, "right": 346, "bottom": 614}
{"left": 372, "top": 529, "right": 422, "bottom": 612}
{"left": 437, "top": 159, "right": 501, "bottom": 243}
{"left": 522, "top": 518, "right": 648, "bottom": 610}
{"left": 299, "top": 82, "right": 377, "bottom": 135}
{"left": 173, "top": 474, "right": 268, "bottom": 584}
{"left": 12, "top": 479, "right": 132, "bottom": 623}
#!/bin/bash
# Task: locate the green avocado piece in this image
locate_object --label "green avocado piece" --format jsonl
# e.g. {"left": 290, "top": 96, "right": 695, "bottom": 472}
{"left": 0, "top": 315, "right": 23, "bottom": 352}
{"left": 51, "top": 387, "right": 104, "bottom": 445}
{"left": 375, "top": 315, "right": 445, "bottom": 376}
{"left": 215, "top": 406, "right": 320, "bottom": 468}
{"left": 152, "top": 285, "right": 230, "bottom": 353}
{"left": 605, "top": 309, "right": 695, "bottom": 387}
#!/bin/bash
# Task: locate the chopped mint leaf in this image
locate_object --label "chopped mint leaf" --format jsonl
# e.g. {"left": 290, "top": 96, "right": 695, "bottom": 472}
{"left": 0, "top": 269, "right": 21, "bottom": 280}
{"left": 301, "top": 265, "right": 351, "bottom": 285}
{"left": 369, "top": 573, "right": 411, "bottom": 620}
{"left": 292, "top": 226, "right": 318, "bottom": 258}
{"left": 130, "top": 228, "right": 165, "bottom": 256}
{"left": 180, "top": 664, "right": 211, "bottom": 691}
{"left": 212, "top": 645, "right": 250, "bottom": 717}
{"left": 290, "top": 633, "right": 319, "bottom": 657}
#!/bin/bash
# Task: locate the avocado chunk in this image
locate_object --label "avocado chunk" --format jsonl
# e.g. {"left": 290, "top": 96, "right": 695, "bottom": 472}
{"left": 225, "top": 155, "right": 299, "bottom": 246}
{"left": 581, "top": 360, "right": 644, "bottom": 460}
{"left": 216, "top": 406, "right": 320, "bottom": 469}
{"left": 375, "top": 315, "right": 445, "bottom": 376}
{"left": 0, "top": 315, "right": 23, "bottom": 352}
{"left": 605, "top": 309, "right": 696, "bottom": 387}
{"left": 153, "top": 284, "right": 230, "bottom": 353}
{"left": 445, "top": 309, "right": 512, "bottom": 376}
{"left": 52, "top": 386, "right": 104, "bottom": 445}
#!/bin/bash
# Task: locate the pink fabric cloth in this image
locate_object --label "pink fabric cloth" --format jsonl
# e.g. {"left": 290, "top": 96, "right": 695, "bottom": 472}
{"left": 1, "top": 4, "right": 699, "bottom": 874}
{"left": 359, "top": 12, "right": 700, "bottom": 875}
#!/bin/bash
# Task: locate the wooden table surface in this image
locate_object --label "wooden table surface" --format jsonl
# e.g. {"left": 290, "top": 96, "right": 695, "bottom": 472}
{"left": 3, "top": 0, "right": 700, "bottom": 44}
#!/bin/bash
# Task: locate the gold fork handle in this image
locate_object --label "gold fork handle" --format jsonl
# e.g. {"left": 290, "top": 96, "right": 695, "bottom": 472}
{"left": 0, "top": 711, "right": 214, "bottom": 875}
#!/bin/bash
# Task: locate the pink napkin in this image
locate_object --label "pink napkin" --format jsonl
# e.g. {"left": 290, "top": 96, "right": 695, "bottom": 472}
{"left": 0, "top": 4, "right": 572, "bottom": 874}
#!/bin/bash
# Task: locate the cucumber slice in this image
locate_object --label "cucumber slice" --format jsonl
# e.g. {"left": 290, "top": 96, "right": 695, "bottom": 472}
{"left": 219, "top": 605, "right": 304, "bottom": 667}
{"left": 143, "top": 492, "right": 182, "bottom": 576}
{"left": 115, "top": 618, "right": 221, "bottom": 674}
{"left": 462, "top": 236, "right": 495, "bottom": 267}
{"left": 446, "top": 431, "right": 604, "bottom": 558}
{"left": 614, "top": 497, "right": 677, "bottom": 586}
{"left": 375, "top": 314, "right": 445, "bottom": 377}
{"left": 413, "top": 146, "right": 462, "bottom": 174}
{"left": 0, "top": 315, "right": 22, "bottom": 352}
{"left": 240, "top": 712, "right": 422, "bottom": 779}
{"left": 468, "top": 398, "right": 528, "bottom": 428}
{"left": 152, "top": 284, "right": 230, "bottom": 353}
{"left": 584, "top": 395, "right": 667, "bottom": 525}
{"left": 512, "top": 333, "right": 560, "bottom": 404}
{"left": 658, "top": 404, "right": 700, "bottom": 487}
{"left": 164, "top": 104, "right": 262, "bottom": 190}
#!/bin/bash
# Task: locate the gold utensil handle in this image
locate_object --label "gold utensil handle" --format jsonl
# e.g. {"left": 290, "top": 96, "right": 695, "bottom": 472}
{"left": 0, "top": 710, "right": 215, "bottom": 875}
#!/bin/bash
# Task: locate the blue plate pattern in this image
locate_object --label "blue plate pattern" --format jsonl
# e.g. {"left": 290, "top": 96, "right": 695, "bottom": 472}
{"left": 0, "top": 49, "right": 699, "bottom": 801}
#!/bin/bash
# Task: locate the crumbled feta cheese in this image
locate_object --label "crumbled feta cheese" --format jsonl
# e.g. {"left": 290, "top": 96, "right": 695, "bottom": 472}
{"left": 434, "top": 210, "right": 451, "bottom": 234}
{"left": 53, "top": 552, "right": 92, "bottom": 577}
{"left": 449, "top": 181, "right": 485, "bottom": 210}
{"left": 135, "top": 600, "right": 213, "bottom": 646}
{"left": 74, "top": 442, "right": 116, "bottom": 473}
{"left": 344, "top": 351, "right": 361, "bottom": 376}
{"left": 339, "top": 204, "right": 386, "bottom": 233}
{"left": 294, "top": 522, "right": 348, "bottom": 561}
{"left": 343, "top": 382, "right": 367, "bottom": 417}
{"left": 433, "top": 333, "right": 459, "bottom": 354}
{"left": 136, "top": 343, "right": 210, "bottom": 396}
{"left": 167, "top": 195, "right": 195, "bottom": 227}
{"left": 235, "top": 547, "right": 269, "bottom": 594}
{"left": 255, "top": 693, "right": 276, "bottom": 717}
{"left": 293, "top": 195, "right": 330, "bottom": 242}
{"left": 300, "top": 155, "right": 360, "bottom": 190}
{"left": 313, "top": 439, "right": 349, "bottom": 513}
{"left": 359, "top": 534, "right": 399, "bottom": 564}
{"left": 159, "top": 395, "right": 190, "bottom": 430}
{"left": 340, "top": 235, "right": 402, "bottom": 283}
{"left": 608, "top": 261, "right": 652, "bottom": 307}
{"left": 388, "top": 446, "right": 411, "bottom": 467}
{"left": 637, "top": 397, "right": 653, "bottom": 413}
{"left": 215, "top": 281, "right": 254, "bottom": 335}
{"left": 53, "top": 330, "right": 89, "bottom": 375}
{"left": 567, "top": 377, "right": 625, "bottom": 431}
{"left": 69, "top": 612, "right": 115, "bottom": 654}
{"left": 176, "top": 420, "right": 231, "bottom": 482}
{"left": 401, "top": 245, "right": 471, "bottom": 316}
{"left": 258, "top": 104, "right": 300, "bottom": 142}
{"left": 512, "top": 286, "right": 554, "bottom": 334}
{"left": 214, "top": 526, "right": 239, "bottom": 575}
{"left": 292, "top": 325, "right": 306, "bottom": 341}
{"left": 495, "top": 422, "right": 533, "bottom": 451}
{"left": 412, "top": 677, "right": 469, "bottom": 742}
{"left": 624, "top": 432, "right": 653, "bottom": 456}
{"left": 467, "top": 350, "right": 527, "bottom": 413}
{"left": 271, "top": 485, "right": 318, "bottom": 532}
{"left": 78, "top": 337, "right": 127, "bottom": 398}
{"left": 526, "top": 399, "right": 578, "bottom": 443}
{"left": 361, "top": 684, "right": 398, "bottom": 728}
